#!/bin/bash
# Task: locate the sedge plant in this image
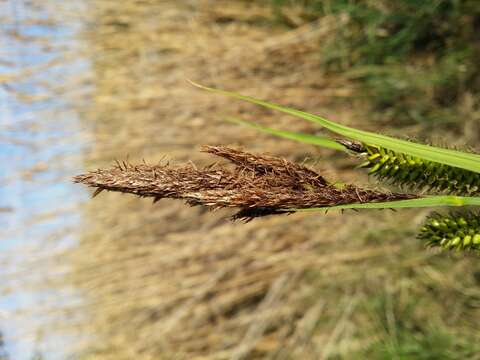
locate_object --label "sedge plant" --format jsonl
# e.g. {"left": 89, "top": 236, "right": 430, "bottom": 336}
{"left": 75, "top": 82, "right": 480, "bottom": 253}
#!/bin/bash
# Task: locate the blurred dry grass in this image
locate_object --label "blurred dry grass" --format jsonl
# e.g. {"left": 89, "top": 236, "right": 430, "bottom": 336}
{"left": 40, "top": 0, "right": 480, "bottom": 358}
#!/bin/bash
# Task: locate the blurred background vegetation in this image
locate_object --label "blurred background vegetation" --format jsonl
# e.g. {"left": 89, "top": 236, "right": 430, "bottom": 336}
{"left": 273, "top": 0, "right": 480, "bottom": 136}
{"left": 0, "top": 0, "right": 478, "bottom": 359}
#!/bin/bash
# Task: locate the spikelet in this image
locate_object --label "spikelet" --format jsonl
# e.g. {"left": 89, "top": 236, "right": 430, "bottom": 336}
{"left": 418, "top": 212, "right": 480, "bottom": 252}
{"left": 74, "top": 145, "right": 417, "bottom": 220}
{"left": 337, "top": 140, "right": 480, "bottom": 195}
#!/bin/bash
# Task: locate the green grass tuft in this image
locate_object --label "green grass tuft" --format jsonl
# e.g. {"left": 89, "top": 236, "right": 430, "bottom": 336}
{"left": 271, "top": 0, "right": 480, "bottom": 130}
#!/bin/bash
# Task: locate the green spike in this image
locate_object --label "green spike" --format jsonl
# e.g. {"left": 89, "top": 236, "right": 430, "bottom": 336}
{"left": 418, "top": 212, "right": 480, "bottom": 252}
{"left": 356, "top": 143, "right": 480, "bottom": 195}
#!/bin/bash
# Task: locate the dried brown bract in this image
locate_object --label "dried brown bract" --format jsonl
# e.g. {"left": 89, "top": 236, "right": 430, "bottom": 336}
{"left": 73, "top": 146, "right": 417, "bottom": 220}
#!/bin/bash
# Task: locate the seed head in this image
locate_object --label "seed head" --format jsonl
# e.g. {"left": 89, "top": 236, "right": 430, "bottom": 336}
{"left": 418, "top": 211, "right": 480, "bottom": 252}
{"left": 74, "top": 146, "right": 417, "bottom": 220}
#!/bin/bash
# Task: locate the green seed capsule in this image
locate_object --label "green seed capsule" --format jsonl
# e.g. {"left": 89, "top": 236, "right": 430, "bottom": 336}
{"left": 369, "top": 163, "right": 382, "bottom": 174}
{"left": 473, "top": 234, "right": 480, "bottom": 245}
{"left": 451, "top": 237, "right": 461, "bottom": 247}
{"left": 380, "top": 155, "right": 390, "bottom": 164}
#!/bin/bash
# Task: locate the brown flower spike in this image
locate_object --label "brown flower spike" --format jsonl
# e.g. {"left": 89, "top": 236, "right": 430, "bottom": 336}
{"left": 73, "top": 146, "right": 417, "bottom": 220}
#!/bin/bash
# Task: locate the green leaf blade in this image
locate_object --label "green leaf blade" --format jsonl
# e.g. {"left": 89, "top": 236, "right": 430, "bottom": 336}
{"left": 226, "top": 117, "right": 347, "bottom": 151}
{"left": 290, "top": 196, "right": 480, "bottom": 212}
{"left": 192, "top": 82, "right": 480, "bottom": 174}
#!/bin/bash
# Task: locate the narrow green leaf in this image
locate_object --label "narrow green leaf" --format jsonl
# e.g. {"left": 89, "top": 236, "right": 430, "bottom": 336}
{"left": 290, "top": 196, "right": 480, "bottom": 212}
{"left": 191, "top": 82, "right": 480, "bottom": 174}
{"left": 225, "top": 117, "right": 347, "bottom": 151}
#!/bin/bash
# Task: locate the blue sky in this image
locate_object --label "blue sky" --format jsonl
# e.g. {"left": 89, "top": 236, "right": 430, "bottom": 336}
{"left": 0, "top": 0, "right": 90, "bottom": 358}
